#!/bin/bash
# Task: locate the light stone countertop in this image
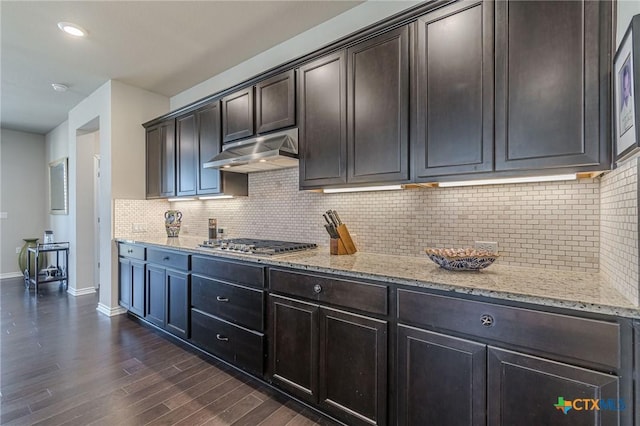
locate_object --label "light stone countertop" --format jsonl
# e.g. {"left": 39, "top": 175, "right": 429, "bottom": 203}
{"left": 115, "top": 234, "right": 640, "bottom": 318}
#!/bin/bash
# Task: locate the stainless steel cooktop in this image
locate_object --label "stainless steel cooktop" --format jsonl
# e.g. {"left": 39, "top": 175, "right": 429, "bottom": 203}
{"left": 198, "top": 238, "right": 317, "bottom": 256}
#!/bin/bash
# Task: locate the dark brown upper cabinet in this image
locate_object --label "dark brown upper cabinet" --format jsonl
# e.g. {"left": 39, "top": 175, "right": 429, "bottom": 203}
{"left": 176, "top": 103, "right": 248, "bottom": 197}
{"left": 414, "top": 0, "right": 494, "bottom": 180}
{"left": 146, "top": 120, "right": 175, "bottom": 198}
{"left": 222, "top": 87, "right": 254, "bottom": 143}
{"left": 256, "top": 69, "right": 295, "bottom": 134}
{"left": 347, "top": 25, "right": 410, "bottom": 184}
{"left": 196, "top": 103, "right": 222, "bottom": 194}
{"left": 298, "top": 51, "right": 348, "bottom": 188}
{"left": 176, "top": 113, "right": 198, "bottom": 196}
{"left": 494, "top": 0, "right": 611, "bottom": 172}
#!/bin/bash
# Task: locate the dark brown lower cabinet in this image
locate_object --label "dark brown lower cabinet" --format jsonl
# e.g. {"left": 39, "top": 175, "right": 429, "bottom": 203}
{"left": 129, "top": 260, "right": 145, "bottom": 317}
{"left": 397, "top": 324, "right": 622, "bottom": 426}
{"left": 118, "top": 258, "right": 132, "bottom": 310}
{"left": 397, "top": 325, "right": 486, "bottom": 426}
{"left": 487, "top": 347, "right": 619, "bottom": 426}
{"left": 190, "top": 309, "right": 264, "bottom": 376}
{"left": 145, "top": 264, "right": 166, "bottom": 328}
{"left": 145, "top": 264, "right": 190, "bottom": 339}
{"left": 268, "top": 294, "right": 387, "bottom": 426}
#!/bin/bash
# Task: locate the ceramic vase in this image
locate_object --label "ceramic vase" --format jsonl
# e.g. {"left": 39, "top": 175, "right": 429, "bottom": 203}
{"left": 165, "top": 210, "right": 182, "bottom": 237}
{"left": 18, "top": 238, "right": 43, "bottom": 274}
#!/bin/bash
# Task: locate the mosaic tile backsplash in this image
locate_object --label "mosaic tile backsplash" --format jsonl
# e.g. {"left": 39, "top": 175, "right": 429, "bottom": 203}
{"left": 114, "top": 167, "right": 602, "bottom": 273}
{"left": 600, "top": 157, "right": 639, "bottom": 305}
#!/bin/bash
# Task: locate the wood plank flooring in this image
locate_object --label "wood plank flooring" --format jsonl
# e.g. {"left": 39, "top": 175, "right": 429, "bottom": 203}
{"left": 0, "top": 278, "right": 338, "bottom": 425}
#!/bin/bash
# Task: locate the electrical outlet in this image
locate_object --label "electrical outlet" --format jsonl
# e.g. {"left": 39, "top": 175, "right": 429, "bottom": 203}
{"left": 475, "top": 241, "right": 498, "bottom": 253}
{"left": 218, "top": 228, "right": 225, "bottom": 235}
{"left": 132, "top": 223, "right": 146, "bottom": 233}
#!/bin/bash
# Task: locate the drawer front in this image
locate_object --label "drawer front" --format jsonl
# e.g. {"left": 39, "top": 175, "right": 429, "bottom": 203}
{"left": 147, "top": 248, "right": 190, "bottom": 271}
{"left": 118, "top": 243, "right": 145, "bottom": 260}
{"left": 397, "top": 289, "right": 620, "bottom": 370}
{"left": 192, "top": 275, "right": 264, "bottom": 331}
{"left": 270, "top": 269, "right": 388, "bottom": 316}
{"left": 190, "top": 309, "right": 264, "bottom": 376}
{"left": 192, "top": 256, "right": 265, "bottom": 288}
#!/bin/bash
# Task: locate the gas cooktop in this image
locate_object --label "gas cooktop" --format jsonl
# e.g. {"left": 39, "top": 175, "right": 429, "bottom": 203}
{"left": 198, "top": 238, "right": 317, "bottom": 256}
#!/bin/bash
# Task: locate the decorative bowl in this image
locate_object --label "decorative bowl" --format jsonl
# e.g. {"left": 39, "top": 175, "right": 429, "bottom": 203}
{"left": 425, "top": 248, "right": 499, "bottom": 271}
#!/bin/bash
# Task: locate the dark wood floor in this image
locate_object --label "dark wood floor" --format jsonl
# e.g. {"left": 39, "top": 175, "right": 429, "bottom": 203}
{"left": 0, "top": 278, "right": 337, "bottom": 425}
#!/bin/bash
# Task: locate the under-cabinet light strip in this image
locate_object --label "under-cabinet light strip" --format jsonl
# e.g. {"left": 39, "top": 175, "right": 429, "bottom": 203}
{"left": 198, "top": 195, "right": 234, "bottom": 200}
{"left": 323, "top": 185, "right": 404, "bottom": 194}
{"left": 437, "top": 174, "right": 578, "bottom": 188}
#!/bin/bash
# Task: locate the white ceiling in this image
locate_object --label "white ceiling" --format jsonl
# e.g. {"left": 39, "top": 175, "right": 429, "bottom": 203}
{"left": 1, "top": 1, "right": 362, "bottom": 135}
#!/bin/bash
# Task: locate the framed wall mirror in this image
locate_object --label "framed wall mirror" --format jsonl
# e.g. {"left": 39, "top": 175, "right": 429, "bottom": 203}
{"left": 49, "top": 157, "right": 68, "bottom": 215}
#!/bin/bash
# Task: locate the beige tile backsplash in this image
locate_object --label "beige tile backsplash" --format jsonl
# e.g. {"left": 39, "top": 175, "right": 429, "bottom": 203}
{"left": 600, "top": 157, "right": 639, "bottom": 305}
{"left": 115, "top": 167, "right": 603, "bottom": 274}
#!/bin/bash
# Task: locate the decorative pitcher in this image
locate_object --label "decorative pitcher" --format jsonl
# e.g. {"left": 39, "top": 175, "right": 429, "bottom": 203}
{"left": 164, "top": 210, "right": 182, "bottom": 237}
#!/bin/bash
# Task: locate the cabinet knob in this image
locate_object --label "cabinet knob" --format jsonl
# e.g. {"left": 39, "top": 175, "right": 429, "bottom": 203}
{"left": 216, "top": 296, "right": 229, "bottom": 302}
{"left": 127, "top": 249, "right": 133, "bottom": 254}
{"left": 163, "top": 256, "right": 170, "bottom": 261}
{"left": 313, "top": 284, "right": 322, "bottom": 294}
{"left": 216, "top": 334, "right": 229, "bottom": 342}
{"left": 480, "top": 314, "right": 494, "bottom": 327}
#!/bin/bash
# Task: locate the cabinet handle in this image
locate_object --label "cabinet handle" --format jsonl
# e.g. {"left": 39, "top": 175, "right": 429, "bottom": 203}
{"left": 216, "top": 334, "right": 229, "bottom": 342}
{"left": 313, "top": 284, "right": 322, "bottom": 294}
{"left": 480, "top": 314, "right": 494, "bottom": 327}
{"left": 216, "top": 296, "right": 229, "bottom": 302}
{"left": 163, "top": 256, "right": 170, "bottom": 261}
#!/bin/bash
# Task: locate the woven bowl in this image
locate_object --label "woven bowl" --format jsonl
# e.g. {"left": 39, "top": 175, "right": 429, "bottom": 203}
{"left": 425, "top": 248, "right": 499, "bottom": 271}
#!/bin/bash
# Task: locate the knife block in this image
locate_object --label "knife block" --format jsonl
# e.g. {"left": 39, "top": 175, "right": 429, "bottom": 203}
{"left": 330, "top": 224, "right": 357, "bottom": 255}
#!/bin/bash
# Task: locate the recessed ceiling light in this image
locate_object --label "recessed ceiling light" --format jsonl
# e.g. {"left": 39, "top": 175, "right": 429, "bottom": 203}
{"left": 57, "top": 22, "right": 87, "bottom": 37}
{"left": 51, "top": 83, "right": 68, "bottom": 92}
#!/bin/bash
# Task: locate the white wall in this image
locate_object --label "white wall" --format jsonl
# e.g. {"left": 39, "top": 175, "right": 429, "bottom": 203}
{"left": 76, "top": 132, "right": 99, "bottom": 288}
{"left": 0, "top": 129, "right": 46, "bottom": 277}
{"left": 171, "top": 0, "right": 420, "bottom": 109}
{"left": 617, "top": 1, "right": 640, "bottom": 47}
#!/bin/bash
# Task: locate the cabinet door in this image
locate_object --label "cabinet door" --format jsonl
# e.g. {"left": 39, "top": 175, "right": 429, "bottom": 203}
{"left": 130, "top": 260, "right": 145, "bottom": 317}
{"left": 298, "top": 51, "right": 347, "bottom": 188}
{"left": 256, "top": 70, "right": 295, "bottom": 133}
{"left": 145, "top": 265, "right": 166, "bottom": 328}
{"left": 118, "top": 258, "right": 131, "bottom": 310}
{"left": 319, "top": 307, "right": 387, "bottom": 426}
{"left": 397, "top": 325, "right": 486, "bottom": 426}
{"left": 415, "top": 0, "right": 493, "bottom": 179}
{"left": 222, "top": 87, "right": 254, "bottom": 143}
{"left": 268, "top": 295, "right": 319, "bottom": 404}
{"left": 495, "top": 0, "right": 609, "bottom": 171}
{"left": 145, "top": 126, "right": 162, "bottom": 199}
{"left": 347, "top": 26, "right": 409, "bottom": 184}
{"left": 166, "top": 270, "right": 189, "bottom": 339}
{"left": 176, "top": 112, "right": 198, "bottom": 196}
{"left": 487, "top": 347, "right": 620, "bottom": 426}
{"left": 160, "top": 121, "right": 176, "bottom": 197}
{"left": 197, "top": 102, "right": 222, "bottom": 195}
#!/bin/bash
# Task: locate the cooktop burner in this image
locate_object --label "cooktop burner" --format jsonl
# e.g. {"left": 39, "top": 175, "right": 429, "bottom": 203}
{"left": 198, "top": 238, "right": 317, "bottom": 256}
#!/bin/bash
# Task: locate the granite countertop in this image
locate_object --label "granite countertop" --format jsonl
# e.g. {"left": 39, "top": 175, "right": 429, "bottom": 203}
{"left": 115, "top": 234, "right": 640, "bottom": 318}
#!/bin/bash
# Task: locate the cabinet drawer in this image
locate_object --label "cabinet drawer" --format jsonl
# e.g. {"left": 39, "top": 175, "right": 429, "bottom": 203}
{"left": 397, "top": 289, "right": 620, "bottom": 370}
{"left": 270, "top": 269, "right": 388, "bottom": 316}
{"left": 190, "top": 309, "right": 264, "bottom": 376}
{"left": 147, "top": 248, "right": 190, "bottom": 271}
{"left": 118, "top": 243, "right": 145, "bottom": 260}
{"left": 192, "top": 256, "right": 264, "bottom": 288}
{"left": 192, "top": 275, "right": 264, "bottom": 331}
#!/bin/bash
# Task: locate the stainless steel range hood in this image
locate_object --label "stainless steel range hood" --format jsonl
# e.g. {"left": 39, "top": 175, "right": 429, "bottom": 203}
{"left": 203, "top": 128, "right": 298, "bottom": 173}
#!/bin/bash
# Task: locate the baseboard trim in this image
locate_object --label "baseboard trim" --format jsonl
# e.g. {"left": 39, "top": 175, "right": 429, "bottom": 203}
{"left": 1, "top": 272, "right": 23, "bottom": 280}
{"left": 96, "top": 303, "right": 127, "bottom": 317}
{"left": 67, "top": 287, "right": 96, "bottom": 297}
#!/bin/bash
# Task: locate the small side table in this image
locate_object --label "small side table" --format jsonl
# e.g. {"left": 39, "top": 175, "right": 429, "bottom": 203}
{"left": 25, "top": 242, "right": 69, "bottom": 292}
